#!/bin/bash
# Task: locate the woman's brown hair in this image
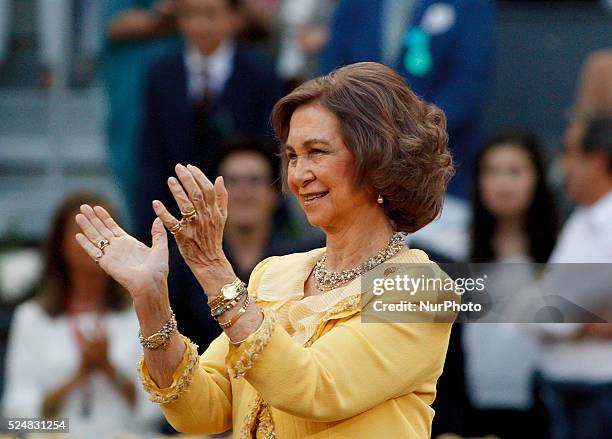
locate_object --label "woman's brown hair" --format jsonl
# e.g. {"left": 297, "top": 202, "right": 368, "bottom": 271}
{"left": 271, "top": 62, "right": 454, "bottom": 233}
{"left": 38, "top": 192, "right": 129, "bottom": 317}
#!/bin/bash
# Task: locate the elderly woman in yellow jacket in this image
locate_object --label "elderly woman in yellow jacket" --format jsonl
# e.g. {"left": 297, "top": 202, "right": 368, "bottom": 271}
{"left": 74, "top": 62, "right": 455, "bottom": 438}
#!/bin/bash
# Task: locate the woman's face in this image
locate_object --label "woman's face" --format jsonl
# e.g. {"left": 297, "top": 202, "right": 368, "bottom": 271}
{"left": 285, "top": 103, "right": 372, "bottom": 231}
{"left": 219, "top": 151, "right": 278, "bottom": 229}
{"left": 479, "top": 143, "right": 538, "bottom": 220}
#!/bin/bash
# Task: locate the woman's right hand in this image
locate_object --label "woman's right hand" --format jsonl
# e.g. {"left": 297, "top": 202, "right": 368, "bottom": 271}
{"left": 74, "top": 205, "right": 169, "bottom": 303}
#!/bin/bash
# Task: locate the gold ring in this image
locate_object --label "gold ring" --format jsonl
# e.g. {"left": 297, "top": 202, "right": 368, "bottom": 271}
{"left": 181, "top": 208, "right": 196, "bottom": 217}
{"left": 181, "top": 209, "right": 197, "bottom": 222}
{"left": 169, "top": 222, "right": 183, "bottom": 235}
{"left": 97, "top": 239, "right": 110, "bottom": 252}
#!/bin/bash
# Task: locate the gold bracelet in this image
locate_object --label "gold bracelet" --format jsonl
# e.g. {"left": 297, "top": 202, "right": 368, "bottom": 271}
{"left": 218, "top": 295, "right": 250, "bottom": 329}
{"left": 210, "top": 288, "right": 246, "bottom": 318}
{"left": 210, "top": 289, "right": 245, "bottom": 317}
{"left": 137, "top": 334, "right": 199, "bottom": 404}
{"left": 230, "top": 310, "right": 266, "bottom": 346}
{"left": 138, "top": 311, "right": 177, "bottom": 350}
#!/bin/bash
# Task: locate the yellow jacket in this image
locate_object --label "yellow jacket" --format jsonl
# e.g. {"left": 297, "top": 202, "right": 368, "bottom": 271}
{"left": 139, "top": 248, "right": 454, "bottom": 438}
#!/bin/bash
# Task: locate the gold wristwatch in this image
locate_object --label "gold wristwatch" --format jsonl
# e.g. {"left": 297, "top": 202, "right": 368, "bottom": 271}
{"left": 220, "top": 277, "right": 243, "bottom": 300}
{"left": 209, "top": 278, "right": 243, "bottom": 309}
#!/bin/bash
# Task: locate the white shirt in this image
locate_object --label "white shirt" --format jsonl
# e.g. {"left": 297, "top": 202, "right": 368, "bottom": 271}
{"left": 2, "top": 300, "right": 163, "bottom": 439}
{"left": 464, "top": 257, "right": 541, "bottom": 409}
{"left": 548, "top": 189, "right": 612, "bottom": 264}
{"left": 535, "top": 189, "right": 612, "bottom": 382}
{"left": 184, "top": 40, "right": 236, "bottom": 102}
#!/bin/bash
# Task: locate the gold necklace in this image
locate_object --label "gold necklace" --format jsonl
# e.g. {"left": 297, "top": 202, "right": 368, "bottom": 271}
{"left": 314, "top": 232, "right": 405, "bottom": 292}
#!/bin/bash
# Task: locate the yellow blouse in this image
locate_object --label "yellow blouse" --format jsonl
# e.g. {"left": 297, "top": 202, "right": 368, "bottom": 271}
{"left": 138, "top": 247, "right": 455, "bottom": 438}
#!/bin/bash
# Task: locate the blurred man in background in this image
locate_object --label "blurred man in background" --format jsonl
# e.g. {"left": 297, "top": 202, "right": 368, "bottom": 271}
{"left": 135, "top": 0, "right": 283, "bottom": 235}
{"left": 135, "top": 0, "right": 283, "bottom": 350}
{"left": 534, "top": 115, "right": 612, "bottom": 439}
{"left": 531, "top": 50, "right": 612, "bottom": 439}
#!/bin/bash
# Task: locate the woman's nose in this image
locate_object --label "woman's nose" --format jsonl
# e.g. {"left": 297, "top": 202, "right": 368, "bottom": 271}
{"left": 291, "top": 157, "right": 315, "bottom": 187}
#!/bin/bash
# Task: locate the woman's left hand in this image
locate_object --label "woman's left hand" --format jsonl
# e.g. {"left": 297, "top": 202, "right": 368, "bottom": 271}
{"left": 153, "top": 164, "right": 235, "bottom": 295}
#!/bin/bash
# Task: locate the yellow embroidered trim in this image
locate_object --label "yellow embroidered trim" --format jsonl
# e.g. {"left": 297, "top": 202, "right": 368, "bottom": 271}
{"left": 239, "top": 396, "right": 277, "bottom": 439}
{"left": 240, "top": 395, "right": 262, "bottom": 439}
{"left": 321, "top": 294, "right": 361, "bottom": 322}
{"left": 256, "top": 402, "right": 277, "bottom": 438}
{"left": 228, "top": 310, "right": 277, "bottom": 380}
{"left": 136, "top": 334, "right": 199, "bottom": 404}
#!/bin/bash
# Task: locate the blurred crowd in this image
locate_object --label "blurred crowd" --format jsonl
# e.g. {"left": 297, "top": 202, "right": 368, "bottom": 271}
{"left": 0, "top": 0, "right": 612, "bottom": 438}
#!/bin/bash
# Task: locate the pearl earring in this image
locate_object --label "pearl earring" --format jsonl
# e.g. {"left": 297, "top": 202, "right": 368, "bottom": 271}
{"left": 377, "top": 194, "right": 384, "bottom": 204}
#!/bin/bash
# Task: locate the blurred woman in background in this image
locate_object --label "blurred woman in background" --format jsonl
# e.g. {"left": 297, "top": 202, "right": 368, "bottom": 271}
{"left": 471, "top": 131, "right": 558, "bottom": 264}
{"left": 2, "top": 192, "right": 161, "bottom": 439}
{"left": 464, "top": 131, "right": 558, "bottom": 438}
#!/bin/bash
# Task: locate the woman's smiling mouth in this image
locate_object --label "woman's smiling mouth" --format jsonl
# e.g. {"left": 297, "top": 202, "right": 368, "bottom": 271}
{"left": 302, "top": 192, "right": 329, "bottom": 205}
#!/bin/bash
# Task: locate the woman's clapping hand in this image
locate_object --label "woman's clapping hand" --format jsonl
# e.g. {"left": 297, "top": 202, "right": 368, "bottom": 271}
{"left": 151, "top": 164, "right": 235, "bottom": 295}
{"left": 74, "top": 205, "right": 169, "bottom": 303}
{"left": 74, "top": 163, "right": 236, "bottom": 303}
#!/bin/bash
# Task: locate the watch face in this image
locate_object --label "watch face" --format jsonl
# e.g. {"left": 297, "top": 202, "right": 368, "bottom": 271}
{"left": 222, "top": 285, "right": 239, "bottom": 300}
